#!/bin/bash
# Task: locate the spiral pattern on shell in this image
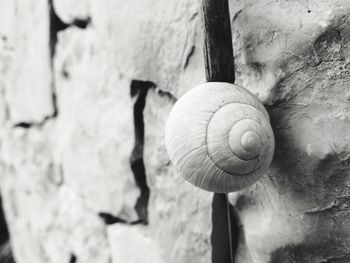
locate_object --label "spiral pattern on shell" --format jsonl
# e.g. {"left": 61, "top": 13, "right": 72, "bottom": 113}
{"left": 165, "top": 82, "right": 275, "bottom": 193}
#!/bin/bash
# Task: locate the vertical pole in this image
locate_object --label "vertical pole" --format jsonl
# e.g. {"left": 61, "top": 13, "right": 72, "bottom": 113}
{"left": 202, "top": 0, "right": 235, "bottom": 83}
{"left": 201, "top": 0, "right": 236, "bottom": 262}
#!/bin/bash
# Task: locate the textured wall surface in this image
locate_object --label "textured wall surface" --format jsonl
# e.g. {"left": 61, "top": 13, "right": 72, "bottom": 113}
{"left": 0, "top": 0, "right": 350, "bottom": 262}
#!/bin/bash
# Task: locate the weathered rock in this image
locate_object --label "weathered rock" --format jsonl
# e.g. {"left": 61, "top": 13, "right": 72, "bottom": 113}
{"left": 4, "top": 0, "right": 54, "bottom": 124}
{"left": 54, "top": 27, "right": 139, "bottom": 220}
{"left": 228, "top": 2, "right": 350, "bottom": 262}
{"left": 90, "top": 0, "right": 201, "bottom": 97}
{"left": 107, "top": 224, "right": 164, "bottom": 263}
{"left": 231, "top": 0, "right": 350, "bottom": 105}
{"left": 0, "top": 125, "right": 110, "bottom": 263}
{"left": 0, "top": 21, "right": 143, "bottom": 263}
{"left": 0, "top": 126, "right": 61, "bottom": 263}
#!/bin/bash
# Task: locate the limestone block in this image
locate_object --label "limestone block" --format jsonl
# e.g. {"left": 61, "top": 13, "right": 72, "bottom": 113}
{"left": 42, "top": 187, "right": 110, "bottom": 263}
{"left": 0, "top": 126, "right": 109, "bottom": 263}
{"left": 144, "top": 89, "right": 212, "bottom": 263}
{"left": 107, "top": 224, "right": 164, "bottom": 263}
{"left": 53, "top": 0, "right": 90, "bottom": 24}
{"left": 90, "top": 0, "right": 201, "bottom": 96}
{"left": 5, "top": 0, "right": 54, "bottom": 124}
{"left": 0, "top": 126, "right": 62, "bottom": 263}
{"left": 54, "top": 27, "right": 139, "bottom": 220}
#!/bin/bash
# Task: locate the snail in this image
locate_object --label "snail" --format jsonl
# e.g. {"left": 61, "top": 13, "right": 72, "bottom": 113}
{"left": 165, "top": 82, "right": 275, "bottom": 193}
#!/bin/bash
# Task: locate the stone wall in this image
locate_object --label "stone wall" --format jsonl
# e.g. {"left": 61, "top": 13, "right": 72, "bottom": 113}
{"left": 0, "top": 0, "right": 350, "bottom": 262}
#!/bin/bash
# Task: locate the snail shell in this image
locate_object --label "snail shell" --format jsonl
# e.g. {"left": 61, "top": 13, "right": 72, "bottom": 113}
{"left": 165, "top": 82, "right": 275, "bottom": 193}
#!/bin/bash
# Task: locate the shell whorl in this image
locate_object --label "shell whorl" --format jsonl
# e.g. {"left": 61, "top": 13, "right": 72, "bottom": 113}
{"left": 165, "top": 82, "right": 275, "bottom": 193}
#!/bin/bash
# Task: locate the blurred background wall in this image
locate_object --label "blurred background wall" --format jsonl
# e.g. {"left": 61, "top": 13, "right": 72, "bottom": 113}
{"left": 0, "top": 0, "right": 350, "bottom": 262}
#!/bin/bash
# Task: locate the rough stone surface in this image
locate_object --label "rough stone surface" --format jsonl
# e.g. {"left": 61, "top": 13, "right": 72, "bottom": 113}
{"left": 231, "top": 0, "right": 350, "bottom": 105}
{"left": 229, "top": 1, "right": 350, "bottom": 262}
{"left": 90, "top": 0, "right": 202, "bottom": 97}
{"left": 107, "top": 224, "right": 164, "bottom": 263}
{"left": 4, "top": 0, "right": 54, "bottom": 124}
{"left": 0, "top": 126, "right": 110, "bottom": 263}
{"left": 54, "top": 27, "right": 139, "bottom": 219}
{"left": 0, "top": 0, "right": 350, "bottom": 263}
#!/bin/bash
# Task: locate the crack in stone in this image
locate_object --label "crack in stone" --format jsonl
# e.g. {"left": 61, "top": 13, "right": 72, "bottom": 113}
{"left": 98, "top": 212, "right": 145, "bottom": 226}
{"left": 98, "top": 212, "right": 128, "bottom": 225}
{"left": 155, "top": 87, "right": 177, "bottom": 103}
{"left": 69, "top": 253, "right": 77, "bottom": 263}
{"left": 13, "top": 115, "right": 56, "bottom": 128}
{"left": 71, "top": 17, "right": 91, "bottom": 29}
{"left": 184, "top": 45, "right": 195, "bottom": 69}
{"left": 302, "top": 196, "right": 350, "bottom": 215}
{"left": 47, "top": 0, "right": 68, "bottom": 122}
{"left": 130, "top": 80, "right": 155, "bottom": 225}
